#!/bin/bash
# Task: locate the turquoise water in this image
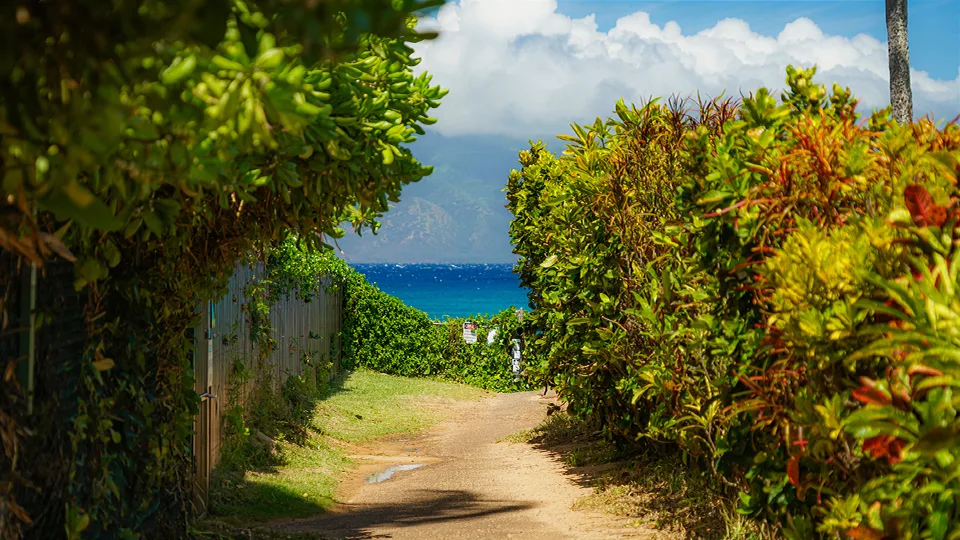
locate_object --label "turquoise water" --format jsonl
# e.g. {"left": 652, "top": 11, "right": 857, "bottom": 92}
{"left": 351, "top": 263, "right": 531, "bottom": 319}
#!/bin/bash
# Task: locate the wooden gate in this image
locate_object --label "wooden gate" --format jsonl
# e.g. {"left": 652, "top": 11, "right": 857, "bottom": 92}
{"left": 192, "top": 300, "right": 217, "bottom": 514}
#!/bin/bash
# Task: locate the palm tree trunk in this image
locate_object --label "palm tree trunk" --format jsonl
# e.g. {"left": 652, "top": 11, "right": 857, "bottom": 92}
{"left": 886, "top": 0, "right": 913, "bottom": 124}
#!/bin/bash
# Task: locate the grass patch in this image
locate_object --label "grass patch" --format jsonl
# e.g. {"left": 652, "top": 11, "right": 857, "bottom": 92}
{"left": 517, "top": 410, "right": 600, "bottom": 444}
{"left": 570, "top": 454, "right": 776, "bottom": 539}
{"left": 564, "top": 444, "right": 621, "bottom": 467}
{"left": 514, "top": 412, "right": 777, "bottom": 540}
{"left": 204, "top": 369, "right": 487, "bottom": 529}
{"left": 210, "top": 433, "right": 349, "bottom": 522}
{"left": 312, "top": 368, "right": 486, "bottom": 443}
{"left": 500, "top": 428, "right": 536, "bottom": 444}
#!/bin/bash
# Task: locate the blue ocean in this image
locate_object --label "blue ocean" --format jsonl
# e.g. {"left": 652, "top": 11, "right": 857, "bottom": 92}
{"left": 351, "top": 263, "right": 531, "bottom": 320}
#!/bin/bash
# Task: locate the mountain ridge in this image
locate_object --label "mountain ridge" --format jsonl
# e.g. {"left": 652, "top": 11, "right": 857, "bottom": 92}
{"left": 335, "top": 132, "right": 563, "bottom": 264}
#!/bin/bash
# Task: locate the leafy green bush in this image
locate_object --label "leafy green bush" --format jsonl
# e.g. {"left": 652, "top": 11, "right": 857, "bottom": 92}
{"left": 342, "top": 272, "right": 448, "bottom": 376}
{"left": 507, "top": 95, "right": 736, "bottom": 445}
{"left": 507, "top": 65, "right": 960, "bottom": 536}
{"left": 823, "top": 186, "right": 960, "bottom": 539}
{"left": 438, "top": 311, "right": 537, "bottom": 392}
{"left": 0, "top": 0, "right": 444, "bottom": 536}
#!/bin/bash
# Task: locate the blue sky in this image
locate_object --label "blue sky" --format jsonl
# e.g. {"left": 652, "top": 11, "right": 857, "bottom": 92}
{"left": 341, "top": 0, "right": 960, "bottom": 263}
{"left": 555, "top": 0, "right": 959, "bottom": 80}
{"left": 412, "top": 0, "right": 960, "bottom": 137}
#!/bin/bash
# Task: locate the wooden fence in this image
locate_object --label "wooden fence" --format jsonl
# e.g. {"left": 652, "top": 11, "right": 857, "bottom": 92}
{"left": 192, "top": 263, "right": 343, "bottom": 513}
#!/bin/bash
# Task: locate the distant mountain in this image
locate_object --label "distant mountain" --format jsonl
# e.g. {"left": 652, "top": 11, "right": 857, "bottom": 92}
{"left": 335, "top": 132, "right": 560, "bottom": 264}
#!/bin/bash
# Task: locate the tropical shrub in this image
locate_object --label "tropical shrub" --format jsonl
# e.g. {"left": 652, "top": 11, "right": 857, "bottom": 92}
{"left": 506, "top": 65, "right": 960, "bottom": 536}
{"left": 507, "top": 96, "right": 737, "bottom": 444}
{"left": 820, "top": 186, "right": 960, "bottom": 539}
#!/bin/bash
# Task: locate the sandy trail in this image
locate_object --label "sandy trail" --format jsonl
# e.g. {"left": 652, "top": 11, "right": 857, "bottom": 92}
{"left": 269, "top": 390, "right": 651, "bottom": 540}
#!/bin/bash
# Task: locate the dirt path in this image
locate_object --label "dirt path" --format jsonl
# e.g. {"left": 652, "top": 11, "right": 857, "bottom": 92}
{"left": 270, "top": 390, "right": 650, "bottom": 539}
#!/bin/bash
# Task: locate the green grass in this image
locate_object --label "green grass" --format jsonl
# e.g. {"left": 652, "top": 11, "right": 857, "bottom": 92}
{"left": 210, "top": 433, "right": 349, "bottom": 522}
{"left": 191, "top": 520, "right": 322, "bottom": 540}
{"left": 205, "top": 369, "right": 487, "bottom": 529}
{"left": 500, "top": 428, "right": 536, "bottom": 443}
{"left": 570, "top": 454, "right": 776, "bottom": 539}
{"left": 311, "top": 368, "right": 486, "bottom": 443}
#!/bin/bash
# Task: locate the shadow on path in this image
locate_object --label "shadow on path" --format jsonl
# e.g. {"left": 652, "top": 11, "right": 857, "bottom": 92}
{"left": 272, "top": 488, "right": 537, "bottom": 538}
{"left": 517, "top": 414, "right": 729, "bottom": 538}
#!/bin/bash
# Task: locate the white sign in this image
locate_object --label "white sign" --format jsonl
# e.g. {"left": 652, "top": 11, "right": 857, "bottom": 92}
{"left": 462, "top": 322, "right": 478, "bottom": 344}
{"left": 486, "top": 327, "right": 498, "bottom": 346}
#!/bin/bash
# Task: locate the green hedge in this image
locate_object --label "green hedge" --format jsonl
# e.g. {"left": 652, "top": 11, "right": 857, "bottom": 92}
{"left": 506, "top": 65, "right": 960, "bottom": 537}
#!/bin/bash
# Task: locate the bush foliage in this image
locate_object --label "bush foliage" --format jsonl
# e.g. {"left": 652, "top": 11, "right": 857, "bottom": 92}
{"left": 506, "top": 66, "right": 960, "bottom": 537}
{"left": 0, "top": 0, "right": 444, "bottom": 537}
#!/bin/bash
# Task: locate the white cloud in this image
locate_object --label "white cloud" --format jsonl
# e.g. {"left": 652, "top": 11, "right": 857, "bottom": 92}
{"left": 412, "top": 0, "right": 960, "bottom": 137}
